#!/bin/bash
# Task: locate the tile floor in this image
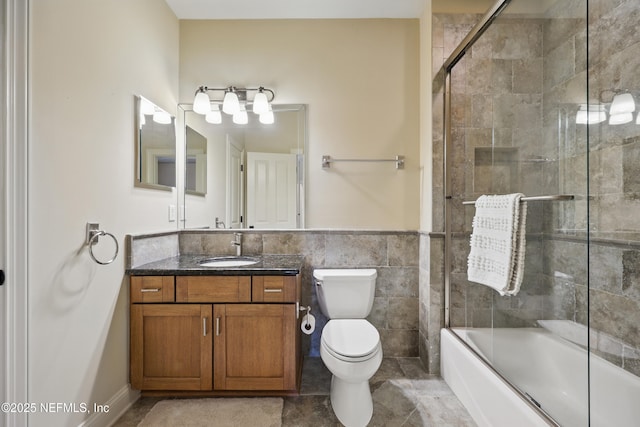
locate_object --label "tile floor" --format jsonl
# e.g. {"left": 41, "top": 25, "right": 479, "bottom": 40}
{"left": 112, "top": 357, "right": 476, "bottom": 426}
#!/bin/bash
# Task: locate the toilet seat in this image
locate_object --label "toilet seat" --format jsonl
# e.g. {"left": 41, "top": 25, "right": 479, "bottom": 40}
{"left": 321, "top": 319, "right": 381, "bottom": 362}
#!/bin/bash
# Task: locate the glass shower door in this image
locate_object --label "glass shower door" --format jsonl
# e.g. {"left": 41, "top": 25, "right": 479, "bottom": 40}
{"left": 444, "top": 0, "right": 590, "bottom": 425}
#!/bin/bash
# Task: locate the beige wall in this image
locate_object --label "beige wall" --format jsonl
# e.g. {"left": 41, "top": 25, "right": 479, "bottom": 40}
{"left": 179, "top": 19, "right": 421, "bottom": 229}
{"left": 29, "top": 0, "right": 179, "bottom": 425}
{"left": 420, "top": 3, "right": 434, "bottom": 232}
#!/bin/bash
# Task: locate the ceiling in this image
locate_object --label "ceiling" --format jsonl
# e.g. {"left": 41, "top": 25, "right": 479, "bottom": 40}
{"left": 164, "top": 0, "right": 427, "bottom": 20}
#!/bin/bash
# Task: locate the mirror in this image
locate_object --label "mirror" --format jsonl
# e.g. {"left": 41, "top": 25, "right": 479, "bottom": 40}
{"left": 135, "top": 95, "right": 176, "bottom": 190}
{"left": 182, "top": 104, "right": 306, "bottom": 230}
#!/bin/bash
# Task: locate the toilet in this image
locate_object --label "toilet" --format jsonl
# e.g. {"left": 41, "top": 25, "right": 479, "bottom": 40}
{"left": 313, "top": 268, "right": 383, "bottom": 427}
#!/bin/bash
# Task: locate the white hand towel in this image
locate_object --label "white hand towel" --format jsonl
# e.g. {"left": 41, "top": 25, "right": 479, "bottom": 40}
{"left": 467, "top": 193, "right": 527, "bottom": 296}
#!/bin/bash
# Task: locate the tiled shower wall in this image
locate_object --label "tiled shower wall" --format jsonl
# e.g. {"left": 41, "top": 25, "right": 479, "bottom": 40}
{"left": 431, "top": 0, "right": 640, "bottom": 379}
{"left": 129, "top": 229, "right": 420, "bottom": 358}
{"left": 577, "top": 0, "right": 640, "bottom": 374}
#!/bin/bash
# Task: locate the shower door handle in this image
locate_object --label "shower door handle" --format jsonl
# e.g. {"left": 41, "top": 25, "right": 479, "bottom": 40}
{"left": 0, "top": 270, "right": 4, "bottom": 286}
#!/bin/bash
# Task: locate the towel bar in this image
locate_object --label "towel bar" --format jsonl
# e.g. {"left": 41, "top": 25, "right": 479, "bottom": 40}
{"left": 322, "top": 155, "right": 405, "bottom": 169}
{"left": 462, "top": 194, "right": 574, "bottom": 205}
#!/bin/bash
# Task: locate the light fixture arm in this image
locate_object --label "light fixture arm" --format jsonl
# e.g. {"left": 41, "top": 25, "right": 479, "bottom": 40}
{"left": 196, "top": 85, "right": 275, "bottom": 103}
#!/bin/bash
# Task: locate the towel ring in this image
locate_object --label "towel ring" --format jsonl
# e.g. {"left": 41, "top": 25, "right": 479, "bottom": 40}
{"left": 88, "top": 230, "right": 119, "bottom": 265}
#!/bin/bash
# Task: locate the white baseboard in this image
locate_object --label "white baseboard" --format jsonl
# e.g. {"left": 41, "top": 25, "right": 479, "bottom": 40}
{"left": 78, "top": 385, "right": 140, "bottom": 427}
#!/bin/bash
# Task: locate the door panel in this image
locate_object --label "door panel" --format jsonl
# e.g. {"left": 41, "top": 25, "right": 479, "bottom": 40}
{"left": 214, "top": 304, "right": 296, "bottom": 391}
{"left": 131, "top": 304, "right": 212, "bottom": 390}
{"left": 246, "top": 152, "right": 297, "bottom": 228}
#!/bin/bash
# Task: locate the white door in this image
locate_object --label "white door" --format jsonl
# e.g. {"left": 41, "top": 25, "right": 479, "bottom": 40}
{"left": 226, "top": 136, "right": 244, "bottom": 228}
{"left": 246, "top": 152, "right": 297, "bottom": 229}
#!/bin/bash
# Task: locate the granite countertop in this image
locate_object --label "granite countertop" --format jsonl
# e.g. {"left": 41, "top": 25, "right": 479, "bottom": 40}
{"left": 127, "top": 254, "right": 305, "bottom": 276}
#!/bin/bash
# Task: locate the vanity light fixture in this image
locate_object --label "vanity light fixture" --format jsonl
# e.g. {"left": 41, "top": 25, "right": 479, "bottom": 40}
{"left": 192, "top": 85, "right": 275, "bottom": 124}
{"left": 608, "top": 92, "right": 635, "bottom": 125}
{"left": 576, "top": 104, "right": 606, "bottom": 125}
{"left": 577, "top": 91, "right": 640, "bottom": 126}
{"left": 140, "top": 97, "right": 171, "bottom": 126}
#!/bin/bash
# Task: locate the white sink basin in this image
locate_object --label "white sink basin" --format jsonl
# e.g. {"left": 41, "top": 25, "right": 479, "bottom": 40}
{"left": 199, "top": 256, "right": 260, "bottom": 268}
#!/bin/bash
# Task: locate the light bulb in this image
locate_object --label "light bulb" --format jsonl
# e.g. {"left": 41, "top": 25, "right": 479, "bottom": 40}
{"left": 259, "top": 109, "right": 274, "bottom": 124}
{"left": 223, "top": 90, "right": 240, "bottom": 115}
{"left": 193, "top": 89, "right": 211, "bottom": 115}
{"left": 233, "top": 104, "right": 248, "bottom": 124}
{"left": 609, "top": 93, "right": 635, "bottom": 115}
{"left": 252, "top": 90, "right": 269, "bottom": 115}
{"left": 206, "top": 105, "right": 222, "bottom": 124}
{"left": 576, "top": 104, "right": 606, "bottom": 125}
{"left": 140, "top": 97, "right": 155, "bottom": 115}
{"left": 609, "top": 112, "right": 633, "bottom": 125}
{"left": 153, "top": 110, "right": 172, "bottom": 124}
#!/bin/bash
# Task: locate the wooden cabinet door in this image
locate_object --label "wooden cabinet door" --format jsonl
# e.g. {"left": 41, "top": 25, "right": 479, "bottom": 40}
{"left": 131, "top": 304, "right": 212, "bottom": 390}
{"left": 213, "top": 304, "right": 297, "bottom": 391}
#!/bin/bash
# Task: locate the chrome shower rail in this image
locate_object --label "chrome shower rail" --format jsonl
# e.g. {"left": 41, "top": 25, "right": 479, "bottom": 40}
{"left": 462, "top": 194, "right": 575, "bottom": 205}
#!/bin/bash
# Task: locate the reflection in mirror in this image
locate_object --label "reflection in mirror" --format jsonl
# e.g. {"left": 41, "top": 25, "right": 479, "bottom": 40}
{"left": 186, "top": 126, "right": 207, "bottom": 195}
{"left": 135, "top": 95, "right": 176, "bottom": 190}
{"left": 182, "top": 104, "right": 306, "bottom": 230}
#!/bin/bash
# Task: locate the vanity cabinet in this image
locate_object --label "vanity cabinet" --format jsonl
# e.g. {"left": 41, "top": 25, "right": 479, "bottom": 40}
{"left": 129, "top": 274, "right": 301, "bottom": 395}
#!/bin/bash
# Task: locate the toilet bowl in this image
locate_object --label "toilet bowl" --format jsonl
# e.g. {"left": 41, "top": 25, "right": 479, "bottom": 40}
{"left": 313, "top": 269, "right": 383, "bottom": 427}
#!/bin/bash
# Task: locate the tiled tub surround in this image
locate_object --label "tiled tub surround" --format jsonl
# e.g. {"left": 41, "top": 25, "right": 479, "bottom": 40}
{"left": 128, "top": 229, "right": 420, "bottom": 359}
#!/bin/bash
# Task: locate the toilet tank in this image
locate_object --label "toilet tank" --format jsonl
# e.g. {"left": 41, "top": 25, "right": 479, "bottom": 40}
{"left": 313, "top": 269, "right": 377, "bottom": 319}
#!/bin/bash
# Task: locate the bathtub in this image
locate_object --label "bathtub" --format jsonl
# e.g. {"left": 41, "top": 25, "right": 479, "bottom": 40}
{"left": 441, "top": 327, "right": 640, "bottom": 427}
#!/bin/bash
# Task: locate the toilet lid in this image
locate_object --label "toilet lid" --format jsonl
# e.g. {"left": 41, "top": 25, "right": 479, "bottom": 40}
{"left": 322, "top": 319, "right": 380, "bottom": 358}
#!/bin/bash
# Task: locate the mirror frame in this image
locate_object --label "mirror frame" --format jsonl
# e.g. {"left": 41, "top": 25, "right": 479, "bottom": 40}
{"left": 134, "top": 95, "right": 177, "bottom": 191}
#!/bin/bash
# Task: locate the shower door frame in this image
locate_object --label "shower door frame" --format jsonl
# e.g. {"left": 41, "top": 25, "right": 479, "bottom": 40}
{"left": 440, "top": 1, "right": 568, "bottom": 425}
{"left": 442, "top": 0, "right": 513, "bottom": 329}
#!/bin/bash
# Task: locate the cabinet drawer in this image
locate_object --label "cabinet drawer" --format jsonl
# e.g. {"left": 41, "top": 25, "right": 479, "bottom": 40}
{"left": 252, "top": 276, "right": 298, "bottom": 303}
{"left": 176, "top": 276, "right": 251, "bottom": 302}
{"left": 130, "top": 276, "right": 175, "bottom": 303}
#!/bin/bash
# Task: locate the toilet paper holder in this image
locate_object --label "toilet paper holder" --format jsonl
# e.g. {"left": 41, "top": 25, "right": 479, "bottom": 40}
{"left": 298, "top": 305, "right": 315, "bottom": 334}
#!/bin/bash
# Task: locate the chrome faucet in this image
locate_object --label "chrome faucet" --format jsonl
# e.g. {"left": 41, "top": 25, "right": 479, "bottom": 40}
{"left": 231, "top": 233, "right": 242, "bottom": 256}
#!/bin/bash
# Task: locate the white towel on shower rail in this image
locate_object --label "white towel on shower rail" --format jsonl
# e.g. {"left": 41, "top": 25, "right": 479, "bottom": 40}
{"left": 467, "top": 193, "right": 527, "bottom": 296}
